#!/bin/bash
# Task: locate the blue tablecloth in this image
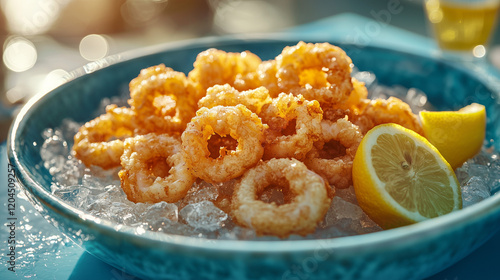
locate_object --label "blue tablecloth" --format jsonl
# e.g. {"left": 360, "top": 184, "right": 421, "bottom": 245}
{"left": 2, "top": 13, "right": 500, "bottom": 280}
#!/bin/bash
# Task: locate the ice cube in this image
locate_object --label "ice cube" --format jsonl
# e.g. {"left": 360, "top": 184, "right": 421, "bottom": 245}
{"left": 177, "top": 181, "right": 219, "bottom": 209}
{"left": 106, "top": 201, "right": 140, "bottom": 225}
{"left": 81, "top": 167, "right": 120, "bottom": 189}
{"left": 53, "top": 157, "right": 86, "bottom": 186}
{"left": 179, "top": 201, "right": 228, "bottom": 231}
{"left": 455, "top": 163, "right": 471, "bottom": 185}
{"left": 41, "top": 129, "right": 72, "bottom": 177}
{"left": 471, "top": 151, "right": 492, "bottom": 166}
{"left": 334, "top": 186, "right": 358, "bottom": 205}
{"left": 141, "top": 201, "right": 178, "bottom": 223}
{"left": 467, "top": 163, "right": 491, "bottom": 181}
{"left": 99, "top": 184, "right": 129, "bottom": 203}
{"left": 489, "top": 159, "right": 500, "bottom": 193}
{"left": 321, "top": 196, "right": 381, "bottom": 236}
{"left": 52, "top": 185, "right": 91, "bottom": 208}
{"left": 462, "top": 176, "right": 491, "bottom": 207}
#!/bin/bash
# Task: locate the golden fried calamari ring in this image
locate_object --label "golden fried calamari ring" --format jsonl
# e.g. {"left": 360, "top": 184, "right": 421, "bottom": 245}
{"left": 305, "top": 116, "right": 363, "bottom": 189}
{"left": 73, "top": 105, "right": 136, "bottom": 169}
{"left": 198, "top": 84, "right": 272, "bottom": 114}
{"left": 118, "top": 133, "right": 195, "bottom": 203}
{"left": 259, "top": 93, "right": 323, "bottom": 160}
{"left": 319, "top": 78, "right": 368, "bottom": 129}
{"left": 351, "top": 96, "right": 424, "bottom": 135}
{"left": 275, "top": 41, "right": 353, "bottom": 104}
{"left": 231, "top": 158, "right": 331, "bottom": 237}
{"left": 188, "top": 48, "right": 262, "bottom": 92}
{"left": 128, "top": 64, "right": 197, "bottom": 134}
{"left": 232, "top": 59, "right": 282, "bottom": 96}
{"left": 336, "top": 78, "right": 368, "bottom": 112}
{"left": 181, "top": 105, "right": 267, "bottom": 183}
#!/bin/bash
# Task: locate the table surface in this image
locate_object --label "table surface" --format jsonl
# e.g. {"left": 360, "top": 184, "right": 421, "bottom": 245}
{"left": 2, "top": 13, "right": 500, "bottom": 280}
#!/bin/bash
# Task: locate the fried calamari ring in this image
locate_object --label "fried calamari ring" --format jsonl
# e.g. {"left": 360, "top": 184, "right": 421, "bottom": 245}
{"left": 305, "top": 116, "right": 363, "bottom": 189}
{"left": 259, "top": 93, "right": 322, "bottom": 160}
{"left": 233, "top": 59, "right": 283, "bottom": 96}
{"left": 351, "top": 96, "right": 424, "bottom": 135}
{"left": 73, "top": 105, "right": 136, "bottom": 169}
{"left": 128, "top": 64, "right": 197, "bottom": 134}
{"left": 198, "top": 84, "right": 272, "bottom": 114}
{"left": 188, "top": 48, "right": 262, "bottom": 93}
{"left": 336, "top": 78, "right": 369, "bottom": 112}
{"left": 255, "top": 60, "right": 280, "bottom": 97}
{"left": 118, "top": 133, "right": 195, "bottom": 203}
{"left": 231, "top": 158, "right": 331, "bottom": 238}
{"left": 181, "top": 105, "right": 266, "bottom": 183}
{"left": 275, "top": 41, "right": 353, "bottom": 104}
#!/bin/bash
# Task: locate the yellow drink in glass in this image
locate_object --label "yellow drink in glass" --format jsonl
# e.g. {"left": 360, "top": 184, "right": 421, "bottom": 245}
{"left": 425, "top": 0, "right": 500, "bottom": 57}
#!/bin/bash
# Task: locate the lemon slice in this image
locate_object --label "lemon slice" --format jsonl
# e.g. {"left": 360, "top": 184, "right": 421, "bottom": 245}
{"left": 419, "top": 103, "right": 486, "bottom": 169}
{"left": 352, "top": 123, "right": 462, "bottom": 229}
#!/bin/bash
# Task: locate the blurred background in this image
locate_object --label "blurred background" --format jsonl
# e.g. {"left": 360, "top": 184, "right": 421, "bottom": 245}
{"left": 0, "top": 0, "right": 498, "bottom": 141}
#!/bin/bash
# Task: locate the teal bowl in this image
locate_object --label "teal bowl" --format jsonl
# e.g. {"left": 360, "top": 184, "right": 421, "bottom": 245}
{"left": 8, "top": 36, "right": 500, "bottom": 280}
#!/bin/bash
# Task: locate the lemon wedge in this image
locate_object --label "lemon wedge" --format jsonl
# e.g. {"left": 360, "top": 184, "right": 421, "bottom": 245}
{"left": 352, "top": 123, "right": 462, "bottom": 229}
{"left": 419, "top": 103, "right": 486, "bottom": 169}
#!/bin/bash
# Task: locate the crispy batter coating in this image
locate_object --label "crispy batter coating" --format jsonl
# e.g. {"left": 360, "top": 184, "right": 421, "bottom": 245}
{"left": 259, "top": 93, "right": 323, "bottom": 160}
{"left": 275, "top": 41, "right": 353, "bottom": 105}
{"left": 337, "top": 77, "right": 369, "bottom": 112}
{"left": 73, "top": 105, "right": 136, "bottom": 169}
{"left": 128, "top": 64, "right": 197, "bottom": 134}
{"left": 351, "top": 96, "right": 424, "bottom": 135}
{"left": 188, "top": 48, "right": 262, "bottom": 93}
{"left": 119, "top": 133, "right": 195, "bottom": 203}
{"left": 231, "top": 158, "right": 331, "bottom": 238}
{"left": 255, "top": 60, "right": 281, "bottom": 97}
{"left": 181, "top": 105, "right": 267, "bottom": 183}
{"left": 198, "top": 84, "right": 272, "bottom": 114}
{"left": 305, "top": 116, "right": 363, "bottom": 190}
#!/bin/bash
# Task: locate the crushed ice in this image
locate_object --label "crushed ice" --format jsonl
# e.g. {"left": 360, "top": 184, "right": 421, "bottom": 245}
{"left": 38, "top": 70, "right": 500, "bottom": 240}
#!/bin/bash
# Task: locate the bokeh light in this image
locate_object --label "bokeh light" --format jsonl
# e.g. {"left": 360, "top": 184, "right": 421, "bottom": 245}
{"left": 473, "top": 45, "right": 486, "bottom": 58}
{"left": 79, "top": 34, "right": 110, "bottom": 61}
{"left": 3, "top": 37, "right": 37, "bottom": 72}
{"left": 1, "top": 0, "right": 65, "bottom": 35}
{"left": 212, "top": 0, "right": 292, "bottom": 34}
{"left": 41, "top": 69, "right": 70, "bottom": 92}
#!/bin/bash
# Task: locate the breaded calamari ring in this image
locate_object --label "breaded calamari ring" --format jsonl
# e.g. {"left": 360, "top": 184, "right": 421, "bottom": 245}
{"left": 305, "top": 116, "right": 363, "bottom": 189}
{"left": 255, "top": 60, "right": 281, "bottom": 97}
{"left": 73, "top": 105, "right": 136, "bottom": 169}
{"left": 188, "top": 48, "right": 262, "bottom": 93}
{"left": 181, "top": 105, "right": 266, "bottom": 183}
{"left": 275, "top": 41, "right": 353, "bottom": 105}
{"left": 128, "top": 64, "right": 197, "bottom": 134}
{"left": 259, "top": 93, "right": 322, "bottom": 160}
{"left": 351, "top": 96, "right": 424, "bottom": 135}
{"left": 231, "top": 158, "right": 331, "bottom": 238}
{"left": 234, "top": 58, "right": 297, "bottom": 97}
{"left": 198, "top": 84, "right": 272, "bottom": 114}
{"left": 118, "top": 133, "right": 195, "bottom": 203}
{"left": 337, "top": 77, "right": 369, "bottom": 112}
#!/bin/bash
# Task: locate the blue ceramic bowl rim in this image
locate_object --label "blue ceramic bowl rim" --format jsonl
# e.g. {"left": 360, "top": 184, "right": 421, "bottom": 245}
{"left": 8, "top": 34, "right": 500, "bottom": 254}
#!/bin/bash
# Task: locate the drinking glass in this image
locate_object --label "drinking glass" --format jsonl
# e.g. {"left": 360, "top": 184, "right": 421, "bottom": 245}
{"left": 424, "top": 0, "right": 500, "bottom": 61}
